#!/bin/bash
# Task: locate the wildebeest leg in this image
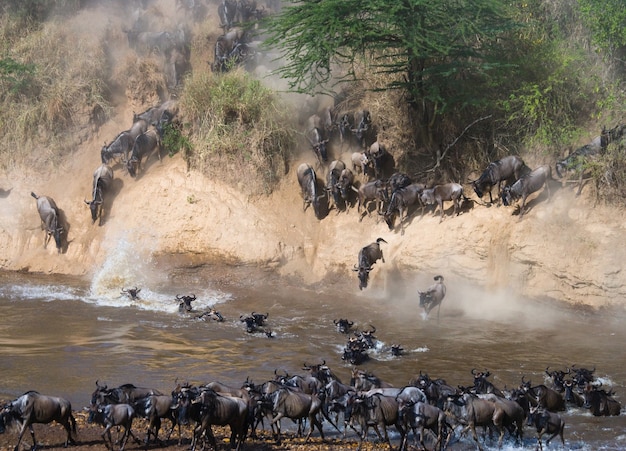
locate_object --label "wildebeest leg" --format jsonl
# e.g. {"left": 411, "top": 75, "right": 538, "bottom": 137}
{"left": 438, "top": 200, "right": 445, "bottom": 223}
{"left": 518, "top": 194, "right": 529, "bottom": 220}
{"left": 576, "top": 171, "right": 585, "bottom": 196}
{"left": 13, "top": 423, "right": 34, "bottom": 451}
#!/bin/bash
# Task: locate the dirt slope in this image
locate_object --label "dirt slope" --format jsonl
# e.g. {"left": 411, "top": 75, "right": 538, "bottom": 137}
{"left": 0, "top": 1, "right": 624, "bottom": 308}
{"left": 1, "top": 112, "right": 625, "bottom": 309}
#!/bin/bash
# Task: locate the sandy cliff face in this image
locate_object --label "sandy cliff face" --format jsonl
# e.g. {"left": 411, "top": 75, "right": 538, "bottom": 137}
{"left": 1, "top": 123, "right": 625, "bottom": 309}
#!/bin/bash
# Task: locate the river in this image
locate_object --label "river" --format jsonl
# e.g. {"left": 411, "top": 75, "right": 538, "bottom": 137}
{"left": 0, "top": 261, "right": 625, "bottom": 450}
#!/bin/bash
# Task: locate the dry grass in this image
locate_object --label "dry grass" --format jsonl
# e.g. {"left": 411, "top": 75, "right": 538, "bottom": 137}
{"left": 0, "top": 16, "right": 109, "bottom": 170}
{"left": 181, "top": 68, "right": 296, "bottom": 195}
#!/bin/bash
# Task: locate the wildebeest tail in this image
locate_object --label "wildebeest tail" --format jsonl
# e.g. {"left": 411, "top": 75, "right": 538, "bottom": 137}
{"left": 31, "top": 192, "right": 39, "bottom": 200}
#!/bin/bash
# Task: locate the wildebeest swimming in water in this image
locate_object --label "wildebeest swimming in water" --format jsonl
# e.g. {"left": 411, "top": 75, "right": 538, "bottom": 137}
{"left": 0, "top": 390, "right": 77, "bottom": 450}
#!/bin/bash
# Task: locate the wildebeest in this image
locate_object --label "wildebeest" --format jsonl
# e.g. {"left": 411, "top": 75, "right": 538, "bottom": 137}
{"left": 583, "top": 384, "right": 621, "bottom": 416}
{"left": 409, "top": 372, "right": 457, "bottom": 408}
{"left": 350, "top": 392, "right": 405, "bottom": 451}
{"left": 471, "top": 369, "right": 505, "bottom": 398}
{"left": 418, "top": 275, "right": 446, "bottom": 319}
{"left": 306, "top": 114, "right": 330, "bottom": 165}
{"left": 563, "top": 380, "right": 585, "bottom": 407}
{"left": 444, "top": 393, "right": 499, "bottom": 451}
{"left": 382, "top": 183, "right": 425, "bottom": 234}
{"left": 185, "top": 389, "right": 248, "bottom": 451}
{"left": 297, "top": 163, "right": 324, "bottom": 219}
{"left": 368, "top": 141, "right": 393, "bottom": 179}
{"left": 420, "top": 183, "right": 466, "bottom": 222}
{"left": 519, "top": 376, "right": 565, "bottom": 412}
{"left": 218, "top": 0, "right": 237, "bottom": 30}
{"left": 351, "top": 368, "right": 394, "bottom": 391}
{"left": 265, "top": 386, "right": 326, "bottom": 444}
{"left": 337, "top": 168, "right": 355, "bottom": 209}
{"left": 211, "top": 27, "right": 247, "bottom": 73}
{"left": 90, "top": 381, "right": 162, "bottom": 407}
{"left": 88, "top": 403, "right": 140, "bottom": 451}
{"left": 126, "top": 128, "right": 161, "bottom": 178}
{"left": 355, "top": 179, "right": 388, "bottom": 221}
{"left": 196, "top": 308, "right": 224, "bottom": 322}
{"left": 121, "top": 287, "right": 141, "bottom": 300}
{"left": 471, "top": 155, "right": 528, "bottom": 204}
{"left": 501, "top": 165, "right": 551, "bottom": 219}
{"left": 526, "top": 405, "right": 565, "bottom": 450}
{"left": 133, "top": 100, "right": 180, "bottom": 128}
{"left": 350, "top": 109, "right": 373, "bottom": 149}
{"left": 30, "top": 192, "right": 63, "bottom": 252}
{"left": 101, "top": 119, "right": 148, "bottom": 165}
{"left": 176, "top": 294, "right": 197, "bottom": 312}
{"left": 326, "top": 160, "right": 346, "bottom": 212}
{"left": 353, "top": 237, "right": 387, "bottom": 290}
{"left": 85, "top": 164, "right": 113, "bottom": 226}
{"left": 398, "top": 400, "right": 448, "bottom": 451}
{"left": 334, "top": 318, "right": 354, "bottom": 334}
{"left": 351, "top": 151, "right": 370, "bottom": 176}
{"left": 0, "top": 391, "right": 76, "bottom": 451}
{"left": 132, "top": 394, "right": 180, "bottom": 445}
{"left": 555, "top": 134, "right": 605, "bottom": 196}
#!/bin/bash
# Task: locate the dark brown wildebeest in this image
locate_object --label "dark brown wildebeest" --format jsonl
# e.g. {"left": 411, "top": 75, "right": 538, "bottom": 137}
{"left": 297, "top": 163, "right": 324, "bottom": 219}
{"left": 471, "top": 155, "right": 528, "bottom": 204}
{"left": 101, "top": 119, "right": 148, "bottom": 165}
{"left": 88, "top": 403, "right": 140, "bottom": 451}
{"left": 0, "top": 391, "right": 76, "bottom": 451}
{"left": 31, "top": 192, "right": 63, "bottom": 252}
{"left": 126, "top": 129, "right": 161, "bottom": 178}
{"left": 527, "top": 405, "right": 565, "bottom": 450}
{"left": 353, "top": 238, "right": 387, "bottom": 290}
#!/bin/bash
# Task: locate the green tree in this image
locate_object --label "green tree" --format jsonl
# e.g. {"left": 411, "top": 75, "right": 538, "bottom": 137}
{"left": 264, "top": 0, "right": 519, "bottom": 146}
{"left": 578, "top": 0, "right": 626, "bottom": 56}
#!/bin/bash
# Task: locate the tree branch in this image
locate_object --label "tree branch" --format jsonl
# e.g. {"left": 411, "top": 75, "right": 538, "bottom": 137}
{"left": 427, "top": 115, "right": 492, "bottom": 172}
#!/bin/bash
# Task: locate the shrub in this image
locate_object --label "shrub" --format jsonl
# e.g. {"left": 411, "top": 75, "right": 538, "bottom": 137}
{"left": 181, "top": 69, "right": 295, "bottom": 195}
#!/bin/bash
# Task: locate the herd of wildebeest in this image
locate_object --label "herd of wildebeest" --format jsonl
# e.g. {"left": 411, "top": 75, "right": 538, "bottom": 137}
{"left": 10, "top": 2, "right": 625, "bottom": 450}
{"left": 0, "top": 361, "right": 620, "bottom": 451}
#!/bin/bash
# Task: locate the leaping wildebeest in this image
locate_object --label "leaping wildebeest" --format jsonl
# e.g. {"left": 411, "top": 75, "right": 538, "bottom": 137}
{"left": 501, "top": 165, "right": 551, "bottom": 219}
{"left": 31, "top": 192, "right": 63, "bottom": 252}
{"left": 353, "top": 237, "right": 387, "bottom": 290}
{"left": 297, "top": 163, "right": 324, "bottom": 219}
{"left": 418, "top": 275, "right": 446, "bottom": 319}
{"left": 471, "top": 155, "right": 528, "bottom": 204}
{"left": 85, "top": 163, "right": 114, "bottom": 226}
{"left": 0, "top": 391, "right": 77, "bottom": 451}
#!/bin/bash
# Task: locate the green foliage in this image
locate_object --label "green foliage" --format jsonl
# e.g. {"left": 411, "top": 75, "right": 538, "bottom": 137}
{"left": 160, "top": 121, "right": 192, "bottom": 158}
{"left": 263, "top": 0, "right": 519, "bottom": 134}
{"left": 0, "top": 57, "right": 35, "bottom": 94}
{"left": 181, "top": 69, "right": 295, "bottom": 195}
{"left": 578, "top": 0, "right": 626, "bottom": 54}
{"left": 2, "top": 0, "right": 82, "bottom": 21}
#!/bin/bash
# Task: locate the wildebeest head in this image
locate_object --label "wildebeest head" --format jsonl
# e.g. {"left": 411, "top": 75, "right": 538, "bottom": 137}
{"left": 501, "top": 185, "right": 513, "bottom": 206}
{"left": 352, "top": 264, "right": 372, "bottom": 290}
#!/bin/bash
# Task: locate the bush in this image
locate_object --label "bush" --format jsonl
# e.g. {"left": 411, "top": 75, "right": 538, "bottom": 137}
{"left": 181, "top": 69, "right": 295, "bottom": 195}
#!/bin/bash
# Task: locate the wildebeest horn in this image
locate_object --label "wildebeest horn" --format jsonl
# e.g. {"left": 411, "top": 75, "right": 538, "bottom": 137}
{"left": 368, "top": 325, "right": 376, "bottom": 333}
{"left": 471, "top": 368, "right": 477, "bottom": 376}
{"left": 333, "top": 319, "right": 339, "bottom": 325}
{"left": 521, "top": 375, "right": 527, "bottom": 384}
{"left": 176, "top": 294, "right": 183, "bottom": 300}
{"left": 352, "top": 265, "right": 359, "bottom": 272}
{"left": 84, "top": 199, "right": 91, "bottom": 205}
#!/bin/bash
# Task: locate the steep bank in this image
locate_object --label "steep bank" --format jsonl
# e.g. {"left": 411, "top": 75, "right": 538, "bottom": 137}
{"left": 0, "top": 123, "right": 625, "bottom": 308}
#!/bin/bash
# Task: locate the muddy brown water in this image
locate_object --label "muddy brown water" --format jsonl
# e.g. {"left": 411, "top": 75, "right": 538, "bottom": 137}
{"left": 1, "top": 263, "right": 625, "bottom": 450}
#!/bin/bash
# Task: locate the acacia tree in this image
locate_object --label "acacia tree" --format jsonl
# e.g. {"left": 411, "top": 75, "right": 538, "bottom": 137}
{"left": 264, "top": 0, "right": 519, "bottom": 147}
